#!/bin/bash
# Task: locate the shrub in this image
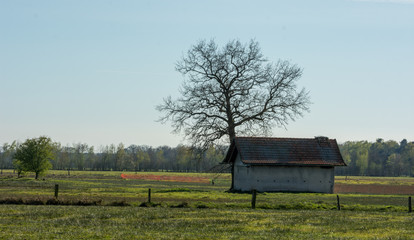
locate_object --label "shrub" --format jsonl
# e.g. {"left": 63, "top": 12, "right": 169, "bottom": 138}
{"left": 0, "top": 198, "right": 24, "bottom": 205}
{"left": 170, "top": 201, "right": 189, "bottom": 208}
{"left": 25, "top": 198, "right": 44, "bottom": 205}
{"left": 108, "top": 200, "right": 130, "bottom": 206}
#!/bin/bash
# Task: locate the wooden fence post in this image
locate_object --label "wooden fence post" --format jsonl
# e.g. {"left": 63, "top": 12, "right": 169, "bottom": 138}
{"left": 409, "top": 196, "right": 412, "bottom": 213}
{"left": 337, "top": 195, "right": 341, "bottom": 211}
{"left": 251, "top": 189, "right": 257, "bottom": 209}
{"left": 148, "top": 188, "right": 151, "bottom": 203}
{"left": 54, "top": 184, "right": 59, "bottom": 199}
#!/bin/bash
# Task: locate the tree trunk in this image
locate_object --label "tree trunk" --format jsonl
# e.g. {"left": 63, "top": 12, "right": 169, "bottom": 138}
{"left": 230, "top": 164, "right": 235, "bottom": 191}
{"left": 227, "top": 124, "right": 236, "bottom": 191}
{"left": 35, "top": 172, "right": 39, "bottom": 180}
{"left": 228, "top": 123, "right": 236, "bottom": 144}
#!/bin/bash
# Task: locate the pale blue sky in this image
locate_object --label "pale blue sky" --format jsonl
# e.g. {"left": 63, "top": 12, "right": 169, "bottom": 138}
{"left": 1, "top": 0, "right": 413, "bottom": 148}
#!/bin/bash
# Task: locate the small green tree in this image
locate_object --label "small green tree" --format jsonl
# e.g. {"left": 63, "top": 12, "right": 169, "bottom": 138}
{"left": 12, "top": 158, "right": 24, "bottom": 177}
{"left": 13, "top": 136, "right": 54, "bottom": 179}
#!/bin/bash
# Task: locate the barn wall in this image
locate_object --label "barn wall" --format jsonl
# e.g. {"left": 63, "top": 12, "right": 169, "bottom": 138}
{"left": 233, "top": 155, "right": 335, "bottom": 193}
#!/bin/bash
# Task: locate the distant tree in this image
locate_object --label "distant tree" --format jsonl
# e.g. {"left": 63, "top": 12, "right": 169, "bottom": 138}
{"left": 354, "top": 142, "right": 369, "bottom": 175}
{"left": 1, "top": 141, "right": 17, "bottom": 174}
{"left": 126, "top": 145, "right": 140, "bottom": 172}
{"left": 59, "top": 146, "right": 72, "bottom": 173}
{"left": 98, "top": 144, "right": 116, "bottom": 171}
{"left": 367, "top": 139, "right": 387, "bottom": 176}
{"left": 157, "top": 39, "right": 310, "bottom": 149}
{"left": 399, "top": 139, "right": 408, "bottom": 153}
{"left": 73, "top": 143, "right": 89, "bottom": 171}
{"left": 13, "top": 136, "right": 54, "bottom": 179}
{"left": 399, "top": 140, "right": 414, "bottom": 176}
{"left": 50, "top": 142, "right": 62, "bottom": 170}
{"left": 115, "top": 143, "right": 127, "bottom": 171}
{"left": 109, "top": 144, "right": 117, "bottom": 170}
{"left": 176, "top": 145, "right": 192, "bottom": 171}
{"left": 339, "top": 141, "right": 370, "bottom": 176}
{"left": 386, "top": 153, "right": 404, "bottom": 176}
{"left": 136, "top": 148, "right": 150, "bottom": 171}
{"left": 86, "top": 146, "right": 96, "bottom": 170}
{"left": 155, "top": 149, "right": 166, "bottom": 171}
{"left": 202, "top": 145, "right": 226, "bottom": 171}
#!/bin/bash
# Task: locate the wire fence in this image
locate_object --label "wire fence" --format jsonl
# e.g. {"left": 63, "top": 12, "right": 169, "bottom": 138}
{"left": 335, "top": 183, "right": 414, "bottom": 195}
{"left": 1, "top": 170, "right": 413, "bottom": 212}
{"left": 337, "top": 195, "right": 411, "bottom": 211}
{"left": 250, "top": 191, "right": 413, "bottom": 212}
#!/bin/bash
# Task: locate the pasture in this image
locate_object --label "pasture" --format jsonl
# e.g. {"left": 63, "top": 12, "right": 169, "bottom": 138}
{"left": 1, "top": 170, "right": 414, "bottom": 239}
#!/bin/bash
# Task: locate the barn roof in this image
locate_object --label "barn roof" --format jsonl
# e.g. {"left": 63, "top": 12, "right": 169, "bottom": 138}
{"left": 223, "top": 137, "right": 346, "bottom": 166}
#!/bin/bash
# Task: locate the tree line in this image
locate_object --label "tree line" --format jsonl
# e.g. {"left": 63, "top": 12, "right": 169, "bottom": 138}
{"left": 0, "top": 139, "right": 226, "bottom": 175}
{"left": 1, "top": 138, "right": 414, "bottom": 177}
{"left": 336, "top": 139, "right": 414, "bottom": 177}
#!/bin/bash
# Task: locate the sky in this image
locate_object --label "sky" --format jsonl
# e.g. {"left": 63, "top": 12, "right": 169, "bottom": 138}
{"left": 1, "top": 0, "right": 413, "bottom": 148}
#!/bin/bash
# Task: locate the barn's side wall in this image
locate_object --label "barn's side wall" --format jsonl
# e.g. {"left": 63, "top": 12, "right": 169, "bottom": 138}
{"left": 233, "top": 155, "right": 335, "bottom": 193}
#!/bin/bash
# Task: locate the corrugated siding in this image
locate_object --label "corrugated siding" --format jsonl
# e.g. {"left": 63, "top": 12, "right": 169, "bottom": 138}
{"left": 225, "top": 137, "right": 345, "bottom": 166}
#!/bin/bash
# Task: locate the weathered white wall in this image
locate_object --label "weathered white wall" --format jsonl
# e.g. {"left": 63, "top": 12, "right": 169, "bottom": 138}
{"left": 233, "top": 155, "right": 335, "bottom": 193}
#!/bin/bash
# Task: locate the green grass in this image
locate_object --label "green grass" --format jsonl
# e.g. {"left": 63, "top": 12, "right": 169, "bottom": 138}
{"left": 1, "top": 205, "right": 414, "bottom": 239}
{"left": 1, "top": 170, "right": 414, "bottom": 239}
{"left": 0, "top": 170, "right": 412, "bottom": 211}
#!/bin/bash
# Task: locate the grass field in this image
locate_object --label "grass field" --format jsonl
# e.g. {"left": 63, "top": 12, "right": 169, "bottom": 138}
{"left": 1, "top": 205, "right": 414, "bottom": 239}
{"left": 1, "top": 170, "right": 414, "bottom": 239}
{"left": 1, "top": 170, "right": 413, "bottom": 210}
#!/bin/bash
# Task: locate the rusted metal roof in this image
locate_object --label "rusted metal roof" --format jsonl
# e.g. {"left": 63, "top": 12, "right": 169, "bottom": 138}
{"left": 223, "top": 137, "right": 346, "bottom": 166}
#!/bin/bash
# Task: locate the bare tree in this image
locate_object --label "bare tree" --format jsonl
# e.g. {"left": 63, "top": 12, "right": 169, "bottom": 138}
{"left": 157, "top": 39, "right": 311, "bottom": 149}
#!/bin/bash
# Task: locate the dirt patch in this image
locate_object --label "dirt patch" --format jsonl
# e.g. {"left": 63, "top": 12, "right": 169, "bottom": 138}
{"left": 120, "top": 173, "right": 210, "bottom": 183}
{"left": 335, "top": 183, "right": 414, "bottom": 195}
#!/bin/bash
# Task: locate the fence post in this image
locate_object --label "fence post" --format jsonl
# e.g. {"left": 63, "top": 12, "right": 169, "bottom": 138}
{"left": 409, "top": 196, "right": 412, "bottom": 213}
{"left": 251, "top": 189, "right": 257, "bottom": 209}
{"left": 337, "top": 195, "right": 341, "bottom": 211}
{"left": 54, "top": 184, "right": 59, "bottom": 199}
{"left": 148, "top": 188, "right": 151, "bottom": 203}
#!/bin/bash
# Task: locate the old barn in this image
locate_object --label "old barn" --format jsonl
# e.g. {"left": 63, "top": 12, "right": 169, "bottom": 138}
{"left": 223, "top": 137, "right": 346, "bottom": 193}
